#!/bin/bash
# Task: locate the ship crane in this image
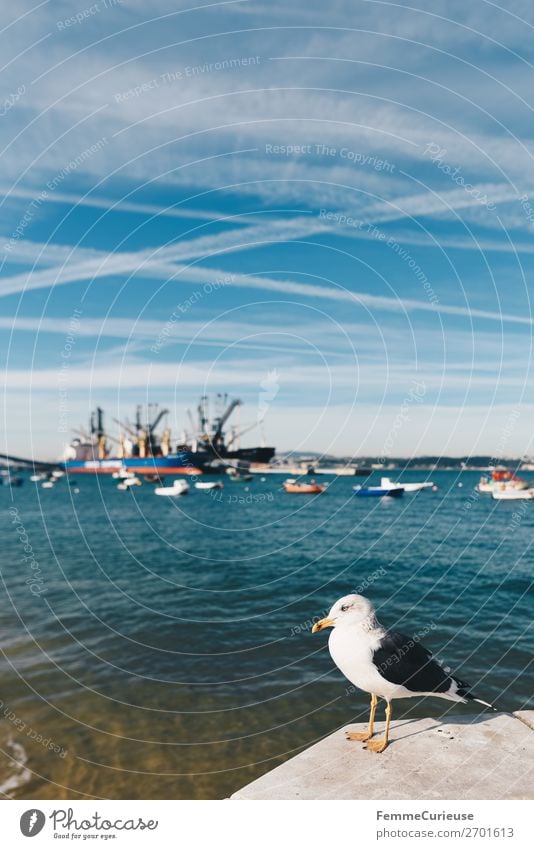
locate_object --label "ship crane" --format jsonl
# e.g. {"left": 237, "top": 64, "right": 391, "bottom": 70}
{"left": 113, "top": 418, "right": 137, "bottom": 439}
{"left": 147, "top": 408, "right": 170, "bottom": 457}
{"left": 198, "top": 395, "right": 209, "bottom": 437}
{"left": 226, "top": 419, "right": 260, "bottom": 448}
{"left": 90, "top": 407, "right": 108, "bottom": 459}
{"left": 211, "top": 398, "right": 242, "bottom": 449}
{"left": 186, "top": 408, "right": 196, "bottom": 434}
{"left": 5, "top": 394, "right": 276, "bottom": 475}
{"left": 148, "top": 408, "right": 169, "bottom": 436}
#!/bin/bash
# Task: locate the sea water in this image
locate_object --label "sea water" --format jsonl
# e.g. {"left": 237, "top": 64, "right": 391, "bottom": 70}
{"left": 0, "top": 471, "right": 531, "bottom": 799}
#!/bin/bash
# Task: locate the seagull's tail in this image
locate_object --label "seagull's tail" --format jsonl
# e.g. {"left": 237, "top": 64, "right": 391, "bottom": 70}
{"left": 454, "top": 679, "right": 497, "bottom": 710}
{"left": 463, "top": 692, "right": 497, "bottom": 711}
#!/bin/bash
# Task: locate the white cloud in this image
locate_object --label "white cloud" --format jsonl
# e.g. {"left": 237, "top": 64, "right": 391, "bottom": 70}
{"left": 0, "top": 184, "right": 233, "bottom": 223}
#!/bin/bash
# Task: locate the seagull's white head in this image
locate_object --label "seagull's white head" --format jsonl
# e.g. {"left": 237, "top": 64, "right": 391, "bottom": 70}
{"left": 311, "top": 594, "right": 376, "bottom": 633}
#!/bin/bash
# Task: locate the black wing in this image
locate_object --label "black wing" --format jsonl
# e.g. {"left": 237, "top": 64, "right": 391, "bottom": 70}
{"left": 372, "top": 630, "right": 471, "bottom": 695}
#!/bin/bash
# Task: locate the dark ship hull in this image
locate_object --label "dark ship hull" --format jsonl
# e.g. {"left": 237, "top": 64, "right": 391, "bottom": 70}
{"left": 63, "top": 445, "right": 275, "bottom": 475}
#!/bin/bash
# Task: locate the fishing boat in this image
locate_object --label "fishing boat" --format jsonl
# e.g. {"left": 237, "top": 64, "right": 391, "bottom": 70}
{"left": 477, "top": 470, "right": 529, "bottom": 493}
{"left": 353, "top": 485, "right": 404, "bottom": 497}
{"left": 492, "top": 488, "right": 534, "bottom": 501}
{"left": 283, "top": 479, "right": 325, "bottom": 494}
{"left": 60, "top": 397, "right": 275, "bottom": 476}
{"left": 194, "top": 481, "right": 224, "bottom": 490}
{"left": 381, "top": 476, "right": 434, "bottom": 492}
{"left": 154, "top": 480, "right": 190, "bottom": 497}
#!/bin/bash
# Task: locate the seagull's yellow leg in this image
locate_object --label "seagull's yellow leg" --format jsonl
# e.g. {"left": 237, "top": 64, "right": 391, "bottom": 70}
{"left": 365, "top": 701, "right": 392, "bottom": 753}
{"left": 346, "top": 694, "right": 378, "bottom": 742}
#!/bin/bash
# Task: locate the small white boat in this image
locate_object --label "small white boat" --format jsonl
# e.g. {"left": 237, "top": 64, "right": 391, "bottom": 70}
{"left": 122, "top": 476, "right": 141, "bottom": 487}
{"left": 41, "top": 481, "right": 54, "bottom": 489}
{"left": 381, "top": 476, "right": 434, "bottom": 493}
{"left": 194, "top": 481, "right": 224, "bottom": 490}
{"left": 117, "top": 475, "right": 141, "bottom": 490}
{"left": 314, "top": 466, "right": 365, "bottom": 476}
{"left": 155, "top": 480, "right": 190, "bottom": 496}
{"left": 51, "top": 470, "right": 65, "bottom": 479}
{"left": 116, "top": 471, "right": 142, "bottom": 489}
{"left": 30, "top": 474, "right": 44, "bottom": 482}
{"left": 492, "top": 488, "right": 534, "bottom": 501}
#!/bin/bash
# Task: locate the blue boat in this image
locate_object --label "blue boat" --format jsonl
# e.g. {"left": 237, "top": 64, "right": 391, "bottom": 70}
{"left": 353, "top": 485, "right": 404, "bottom": 497}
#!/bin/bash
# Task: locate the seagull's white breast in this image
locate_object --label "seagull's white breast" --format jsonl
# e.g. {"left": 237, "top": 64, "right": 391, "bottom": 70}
{"left": 328, "top": 623, "right": 406, "bottom": 700}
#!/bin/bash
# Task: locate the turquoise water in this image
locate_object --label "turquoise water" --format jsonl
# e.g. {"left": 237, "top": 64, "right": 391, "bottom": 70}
{"left": 0, "top": 471, "right": 532, "bottom": 799}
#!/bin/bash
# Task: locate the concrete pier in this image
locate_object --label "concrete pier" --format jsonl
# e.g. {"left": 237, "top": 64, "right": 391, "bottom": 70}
{"left": 231, "top": 711, "right": 534, "bottom": 800}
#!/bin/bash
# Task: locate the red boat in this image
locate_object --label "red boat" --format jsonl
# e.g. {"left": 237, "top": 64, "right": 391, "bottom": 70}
{"left": 283, "top": 478, "right": 325, "bottom": 494}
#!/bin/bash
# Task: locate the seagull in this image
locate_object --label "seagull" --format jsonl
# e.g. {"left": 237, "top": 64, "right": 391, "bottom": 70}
{"left": 312, "top": 594, "right": 494, "bottom": 752}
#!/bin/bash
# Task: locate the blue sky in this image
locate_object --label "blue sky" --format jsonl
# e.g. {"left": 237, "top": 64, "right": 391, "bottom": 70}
{"left": 2, "top": 0, "right": 534, "bottom": 459}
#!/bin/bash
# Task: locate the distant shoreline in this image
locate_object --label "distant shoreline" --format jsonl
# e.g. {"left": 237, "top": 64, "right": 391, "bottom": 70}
{"left": 274, "top": 456, "right": 533, "bottom": 472}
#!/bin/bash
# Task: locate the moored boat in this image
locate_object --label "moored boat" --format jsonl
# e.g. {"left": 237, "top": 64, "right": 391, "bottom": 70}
{"left": 194, "top": 481, "right": 224, "bottom": 490}
{"left": 492, "top": 488, "right": 534, "bottom": 501}
{"left": 353, "top": 485, "right": 404, "bottom": 497}
{"left": 478, "top": 470, "right": 529, "bottom": 493}
{"left": 227, "top": 467, "right": 253, "bottom": 482}
{"left": 381, "top": 476, "right": 433, "bottom": 492}
{"left": 312, "top": 465, "right": 372, "bottom": 476}
{"left": 283, "top": 479, "right": 325, "bottom": 494}
{"left": 0, "top": 472, "right": 23, "bottom": 487}
{"left": 154, "top": 480, "right": 190, "bottom": 496}
{"left": 120, "top": 476, "right": 142, "bottom": 488}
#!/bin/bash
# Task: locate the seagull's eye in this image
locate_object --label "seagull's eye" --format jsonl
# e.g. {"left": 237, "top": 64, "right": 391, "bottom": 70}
{"left": 341, "top": 604, "right": 351, "bottom": 612}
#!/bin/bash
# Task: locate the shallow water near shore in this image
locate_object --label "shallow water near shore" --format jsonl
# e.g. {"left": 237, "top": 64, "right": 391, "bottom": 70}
{"left": 0, "top": 470, "right": 532, "bottom": 799}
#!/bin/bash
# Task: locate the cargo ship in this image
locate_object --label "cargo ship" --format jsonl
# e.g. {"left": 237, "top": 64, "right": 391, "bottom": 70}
{"left": 62, "top": 396, "right": 275, "bottom": 475}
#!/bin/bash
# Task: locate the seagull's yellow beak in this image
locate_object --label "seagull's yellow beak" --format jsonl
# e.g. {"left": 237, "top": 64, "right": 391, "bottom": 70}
{"left": 312, "top": 617, "right": 335, "bottom": 633}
